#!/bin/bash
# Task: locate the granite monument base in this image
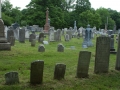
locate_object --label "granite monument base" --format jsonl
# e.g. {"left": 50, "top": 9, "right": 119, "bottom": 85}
{"left": 0, "top": 43, "right": 11, "bottom": 51}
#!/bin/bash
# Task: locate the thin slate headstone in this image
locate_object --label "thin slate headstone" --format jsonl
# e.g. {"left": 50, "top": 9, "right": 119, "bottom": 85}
{"left": 30, "top": 60, "right": 44, "bottom": 84}
{"left": 10, "top": 36, "right": 15, "bottom": 46}
{"left": 76, "top": 51, "right": 91, "bottom": 78}
{"left": 94, "top": 37, "right": 110, "bottom": 73}
{"left": 5, "top": 71, "right": 19, "bottom": 85}
{"left": 38, "top": 44, "right": 45, "bottom": 52}
{"left": 57, "top": 43, "right": 64, "bottom": 52}
{"left": 115, "top": 33, "right": 120, "bottom": 70}
{"left": 54, "top": 63, "right": 66, "bottom": 80}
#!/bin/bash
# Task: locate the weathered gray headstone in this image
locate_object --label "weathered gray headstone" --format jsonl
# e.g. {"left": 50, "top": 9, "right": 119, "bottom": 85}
{"left": 57, "top": 43, "right": 64, "bottom": 52}
{"left": 10, "top": 36, "right": 15, "bottom": 46}
{"left": 54, "top": 63, "right": 66, "bottom": 80}
{"left": 30, "top": 60, "right": 44, "bottom": 84}
{"left": 76, "top": 51, "right": 91, "bottom": 78}
{"left": 115, "top": 33, "right": 120, "bottom": 70}
{"left": 29, "top": 33, "right": 36, "bottom": 42}
{"left": 7, "top": 29, "right": 14, "bottom": 42}
{"left": 64, "top": 34, "right": 69, "bottom": 41}
{"left": 31, "top": 39, "right": 36, "bottom": 47}
{"left": 38, "top": 44, "right": 45, "bottom": 52}
{"left": 19, "top": 28, "right": 25, "bottom": 43}
{"left": 5, "top": 71, "right": 19, "bottom": 85}
{"left": 38, "top": 33, "right": 44, "bottom": 43}
{"left": 94, "top": 37, "right": 110, "bottom": 73}
{"left": 110, "top": 34, "right": 116, "bottom": 54}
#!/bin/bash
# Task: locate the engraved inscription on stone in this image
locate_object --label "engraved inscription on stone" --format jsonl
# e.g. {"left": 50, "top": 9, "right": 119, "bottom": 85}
{"left": 94, "top": 37, "right": 110, "bottom": 73}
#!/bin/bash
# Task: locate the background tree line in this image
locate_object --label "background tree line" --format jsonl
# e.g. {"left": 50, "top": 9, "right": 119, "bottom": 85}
{"left": 1, "top": 0, "right": 120, "bottom": 30}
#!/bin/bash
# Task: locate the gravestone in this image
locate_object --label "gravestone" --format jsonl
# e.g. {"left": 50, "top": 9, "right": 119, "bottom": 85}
{"left": 29, "top": 33, "right": 36, "bottom": 42}
{"left": 110, "top": 34, "right": 116, "bottom": 54}
{"left": 10, "top": 36, "right": 15, "bottom": 46}
{"left": 115, "top": 33, "right": 120, "bottom": 70}
{"left": 38, "top": 33, "right": 44, "bottom": 43}
{"left": 5, "top": 71, "right": 19, "bottom": 85}
{"left": 64, "top": 34, "right": 69, "bottom": 41}
{"left": 94, "top": 37, "right": 110, "bottom": 73}
{"left": 54, "top": 29, "right": 61, "bottom": 41}
{"left": 54, "top": 63, "right": 66, "bottom": 80}
{"left": 31, "top": 39, "right": 36, "bottom": 47}
{"left": 57, "top": 43, "right": 64, "bottom": 52}
{"left": 30, "top": 60, "right": 44, "bottom": 84}
{"left": 49, "top": 28, "right": 55, "bottom": 42}
{"left": 82, "top": 24, "right": 93, "bottom": 48}
{"left": 19, "top": 28, "right": 25, "bottom": 43}
{"left": 0, "top": 19, "right": 11, "bottom": 50}
{"left": 66, "top": 30, "right": 72, "bottom": 40}
{"left": 76, "top": 51, "right": 91, "bottom": 78}
{"left": 38, "top": 44, "right": 45, "bottom": 52}
{"left": 7, "top": 29, "right": 14, "bottom": 42}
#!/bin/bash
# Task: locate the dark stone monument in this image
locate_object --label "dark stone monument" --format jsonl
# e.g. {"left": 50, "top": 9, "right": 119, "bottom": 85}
{"left": 19, "top": 28, "right": 25, "bottom": 43}
{"left": 30, "top": 60, "right": 44, "bottom": 84}
{"left": 115, "top": 33, "right": 120, "bottom": 70}
{"left": 38, "top": 44, "right": 45, "bottom": 52}
{"left": 76, "top": 51, "right": 91, "bottom": 78}
{"left": 0, "top": 19, "right": 11, "bottom": 50}
{"left": 54, "top": 63, "right": 66, "bottom": 80}
{"left": 94, "top": 37, "right": 110, "bottom": 73}
{"left": 5, "top": 71, "right": 19, "bottom": 85}
{"left": 57, "top": 43, "right": 64, "bottom": 52}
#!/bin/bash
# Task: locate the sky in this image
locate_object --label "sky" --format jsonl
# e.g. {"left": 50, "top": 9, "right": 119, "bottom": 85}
{"left": 8, "top": 0, "right": 120, "bottom": 12}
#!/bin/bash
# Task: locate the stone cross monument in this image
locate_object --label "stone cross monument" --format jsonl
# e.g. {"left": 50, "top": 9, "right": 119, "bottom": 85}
{"left": 0, "top": 0, "right": 11, "bottom": 50}
{"left": 44, "top": 8, "right": 50, "bottom": 33}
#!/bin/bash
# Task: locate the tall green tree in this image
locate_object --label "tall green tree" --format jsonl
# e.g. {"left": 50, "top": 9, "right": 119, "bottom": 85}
{"left": 78, "top": 10, "right": 101, "bottom": 28}
{"left": 96, "top": 7, "right": 115, "bottom": 29}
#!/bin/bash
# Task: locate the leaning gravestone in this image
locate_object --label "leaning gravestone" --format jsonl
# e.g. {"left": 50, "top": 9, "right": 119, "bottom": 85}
{"left": 57, "top": 43, "right": 64, "bottom": 52}
{"left": 5, "top": 71, "right": 19, "bottom": 85}
{"left": 115, "top": 33, "right": 120, "bottom": 70}
{"left": 94, "top": 37, "right": 110, "bottom": 73}
{"left": 38, "top": 44, "right": 45, "bottom": 52}
{"left": 54, "top": 63, "right": 66, "bottom": 80}
{"left": 76, "top": 51, "right": 91, "bottom": 78}
{"left": 0, "top": 19, "right": 11, "bottom": 50}
{"left": 30, "top": 60, "right": 44, "bottom": 84}
{"left": 19, "top": 28, "right": 25, "bottom": 43}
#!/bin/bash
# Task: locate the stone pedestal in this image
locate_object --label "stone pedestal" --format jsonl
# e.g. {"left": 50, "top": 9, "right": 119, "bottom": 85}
{"left": 0, "top": 43, "right": 11, "bottom": 50}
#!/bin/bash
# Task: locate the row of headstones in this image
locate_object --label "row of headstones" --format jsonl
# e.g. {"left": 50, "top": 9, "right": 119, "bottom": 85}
{"left": 4, "top": 36, "right": 120, "bottom": 85}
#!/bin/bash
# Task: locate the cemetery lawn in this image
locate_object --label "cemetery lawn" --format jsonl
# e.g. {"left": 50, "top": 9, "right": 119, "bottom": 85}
{"left": 0, "top": 35, "right": 120, "bottom": 90}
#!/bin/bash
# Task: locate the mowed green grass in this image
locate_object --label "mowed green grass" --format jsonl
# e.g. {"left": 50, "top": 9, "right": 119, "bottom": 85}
{"left": 0, "top": 35, "right": 120, "bottom": 90}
